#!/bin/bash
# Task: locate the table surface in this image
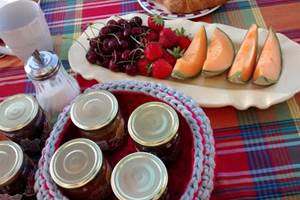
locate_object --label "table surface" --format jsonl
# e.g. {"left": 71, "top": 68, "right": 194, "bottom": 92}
{"left": 1, "top": 0, "right": 300, "bottom": 199}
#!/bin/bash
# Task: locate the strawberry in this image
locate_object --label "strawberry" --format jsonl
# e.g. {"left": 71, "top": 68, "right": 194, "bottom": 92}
{"left": 144, "top": 43, "right": 163, "bottom": 61}
{"left": 152, "top": 59, "right": 173, "bottom": 79}
{"left": 162, "top": 50, "right": 176, "bottom": 66}
{"left": 148, "top": 15, "right": 164, "bottom": 32}
{"left": 159, "top": 28, "right": 178, "bottom": 48}
{"left": 178, "top": 36, "right": 191, "bottom": 49}
{"left": 175, "top": 27, "right": 192, "bottom": 49}
{"left": 136, "top": 58, "right": 152, "bottom": 76}
{"left": 145, "top": 30, "right": 159, "bottom": 42}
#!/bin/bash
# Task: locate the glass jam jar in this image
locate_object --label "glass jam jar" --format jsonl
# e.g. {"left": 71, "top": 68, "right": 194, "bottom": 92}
{"left": 0, "top": 94, "right": 47, "bottom": 155}
{"left": 111, "top": 152, "right": 168, "bottom": 200}
{"left": 128, "top": 102, "right": 180, "bottom": 162}
{"left": 50, "top": 138, "right": 112, "bottom": 200}
{"left": 70, "top": 90, "right": 125, "bottom": 151}
{"left": 0, "top": 38, "right": 5, "bottom": 59}
{"left": 0, "top": 140, "right": 36, "bottom": 199}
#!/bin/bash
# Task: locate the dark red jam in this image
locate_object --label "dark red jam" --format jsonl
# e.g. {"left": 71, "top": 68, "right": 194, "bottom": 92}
{"left": 0, "top": 141, "right": 36, "bottom": 199}
{"left": 135, "top": 132, "right": 181, "bottom": 163}
{"left": 128, "top": 102, "right": 181, "bottom": 163}
{"left": 0, "top": 94, "right": 49, "bottom": 156}
{"left": 79, "top": 111, "right": 125, "bottom": 151}
{"left": 60, "top": 159, "right": 112, "bottom": 200}
{"left": 70, "top": 91, "right": 126, "bottom": 151}
{"left": 50, "top": 138, "right": 112, "bottom": 200}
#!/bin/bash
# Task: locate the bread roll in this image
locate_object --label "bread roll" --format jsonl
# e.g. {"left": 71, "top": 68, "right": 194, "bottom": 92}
{"left": 157, "top": 0, "right": 228, "bottom": 13}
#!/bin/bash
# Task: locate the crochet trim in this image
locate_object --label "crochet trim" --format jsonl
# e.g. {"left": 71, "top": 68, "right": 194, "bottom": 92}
{"left": 34, "top": 80, "right": 215, "bottom": 200}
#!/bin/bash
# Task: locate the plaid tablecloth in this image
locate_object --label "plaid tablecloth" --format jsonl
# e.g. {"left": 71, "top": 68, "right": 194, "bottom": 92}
{"left": 1, "top": 0, "right": 300, "bottom": 199}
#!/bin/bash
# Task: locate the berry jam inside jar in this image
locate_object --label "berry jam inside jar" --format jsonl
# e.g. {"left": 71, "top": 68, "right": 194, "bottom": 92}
{"left": 0, "top": 94, "right": 48, "bottom": 156}
{"left": 70, "top": 90, "right": 125, "bottom": 151}
{"left": 128, "top": 102, "right": 180, "bottom": 162}
{"left": 0, "top": 141, "right": 36, "bottom": 199}
{"left": 111, "top": 152, "right": 168, "bottom": 200}
{"left": 50, "top": 138, "right": 112, "bottom": 200}
{"left": 0, "top": 39, "right": 4, "bottom": 58}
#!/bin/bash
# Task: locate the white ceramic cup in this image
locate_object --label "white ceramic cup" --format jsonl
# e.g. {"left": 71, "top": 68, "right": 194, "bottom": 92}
{"left": 0, "top": 0, "right": 53, "bottom": 61}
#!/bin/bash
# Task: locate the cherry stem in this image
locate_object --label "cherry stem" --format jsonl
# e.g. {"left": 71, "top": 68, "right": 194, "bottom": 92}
{"left": 117, "top": 60, "right": 132, "bottom": 64}
{"left": 109, "top": 24, "right": 123, "bottom": 29}
{"left": 97, "top": 40, "right": 101, "bottom": 53}
{"left": 130, "top": 35, "right": 143, "bottom": 47}
{"left": 139, "top": 29, "right": 151, "bottom": 37}
{"left": 63, "top": 36, "right": 88, "bottom": 53}
{"left": 94, "top": 48, "right": 103, "bottom": 57}
{"left": 108, "top": 33, "right": 121, "bottom": 45}
{"left": 130, "top": 48, "right": 144, "bottom": 56}
{"left": 113, "top": 50, "right": 117, "bottom": 63}
{"left": 130, "top": 48, "right": 143, "bottom": 65}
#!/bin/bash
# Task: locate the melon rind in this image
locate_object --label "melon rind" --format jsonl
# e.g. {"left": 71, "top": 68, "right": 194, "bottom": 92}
{"left": 202, "top": 69, "right": 228, "bottom": 77}
{"left": 171, "top": 70, "right": 189, "bottom": 80}
{"left": 253, "top": 28, "right": 282, "bottom": 86}
{"left": 228, "top": 24, "right": 258, "bottom": 84}
{"left": 202, "top": 28, "right": 235, "bottom": 77}
{"left": 253, "top": 75, "right": 277, "bottom": 86}
{"left": 227, "top": 71, "right": 246, "bottom": 84}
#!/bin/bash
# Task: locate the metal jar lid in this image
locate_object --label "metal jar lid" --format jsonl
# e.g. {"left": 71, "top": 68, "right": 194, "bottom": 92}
{"left": 111, "top": 152, "right": 168, "bottom": 200}
{"left": 25, "top": 50, "right": 60, "bottom": 81}
{"left": 0, "top": 94, "right": 39, "bottom": 132}
{"left": 128, "top": 102, "right": 179, "bottom": 147}
{"left": 49, "top": 138, "right": 103, "bottom": 189}
{"left": 0, "top": 140, "right": 24, "bottom": 186}
{"left": 70, "top": 90, "right": 119, "bottom": 131}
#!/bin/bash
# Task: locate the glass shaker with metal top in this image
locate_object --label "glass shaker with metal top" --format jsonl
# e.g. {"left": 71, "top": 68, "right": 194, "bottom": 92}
{"left": 25, "top": 50, "right": 80, "bottom": 124}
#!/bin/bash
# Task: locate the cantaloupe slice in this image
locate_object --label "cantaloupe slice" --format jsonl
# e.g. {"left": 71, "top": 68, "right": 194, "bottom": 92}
{"left": 252, "top": 28, "right": 282, "bottom": 86}
{"left": 228, "top": 24, "right": 258, "bottom": 84}
{"left": 171, "top": 26, "right": 207, "bottom": 79}
{"left": 202, "top": 28, "right": 235, "bottom": 77}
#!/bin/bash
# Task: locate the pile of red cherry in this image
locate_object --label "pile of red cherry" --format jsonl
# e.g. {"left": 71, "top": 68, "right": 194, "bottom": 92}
{"left": 85, "top": 15, "right": 191, "bottom": 79}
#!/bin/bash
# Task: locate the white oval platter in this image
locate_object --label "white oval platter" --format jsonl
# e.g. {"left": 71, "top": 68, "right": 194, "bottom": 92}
{"left": 69, "top": 13, "right": 300, "bottom": 110}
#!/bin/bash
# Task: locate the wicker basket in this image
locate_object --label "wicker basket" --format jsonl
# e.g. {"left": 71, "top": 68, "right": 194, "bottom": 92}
{"left": 34, "top": 80, "right": 215, "bottom": 200}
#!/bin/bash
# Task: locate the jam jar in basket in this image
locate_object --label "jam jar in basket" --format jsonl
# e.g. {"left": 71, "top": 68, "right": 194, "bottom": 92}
{"left": 0, "top": 94, "right": 47, "bottom": 155}
{"left": 0, "top": 140, "right": 36, "bottom": 199}
{"left": 70, "top": 90, "right": 125, "bottom": 151}
{"left": 50, "top": 138, "right": 112, "bottom": 200}
{"left": 111, "top": 152, "right": 169, "bottom": 200}
{"left": 128, "top": 102, "right": 180, "bottom": 162}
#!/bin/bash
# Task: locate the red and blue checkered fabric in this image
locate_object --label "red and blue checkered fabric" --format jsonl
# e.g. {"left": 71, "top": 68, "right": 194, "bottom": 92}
{"left": 1, "top": 0, "right": 300, "bottom": 199}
